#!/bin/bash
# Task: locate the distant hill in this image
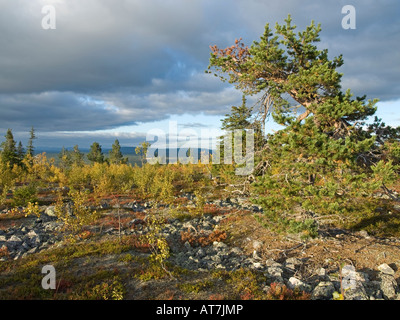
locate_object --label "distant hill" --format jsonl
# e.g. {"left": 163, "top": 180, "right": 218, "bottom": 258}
{"left": 34, "top": 147, "right": 214, "bottom": 166}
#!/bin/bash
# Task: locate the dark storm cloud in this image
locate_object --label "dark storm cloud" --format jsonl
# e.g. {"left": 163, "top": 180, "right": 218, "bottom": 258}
{"left": 0, "top": 0, "right": 398, "bottom": 140}
{"left": 0, "top": 91, "right": 137, "bottom": 132}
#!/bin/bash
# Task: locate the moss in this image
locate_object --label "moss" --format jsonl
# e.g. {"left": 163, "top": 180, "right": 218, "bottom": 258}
{"left": 178, "top": 279, "right": 214, "bottom": 294}
{"left": 210, "top": 268, "right": 267, "bottom": 300}
{"left": 68, "top": 275, "right": 126, "bottom": 300}
{"left": 134, "top": 262, "right": 170, "bottom": 281}
{"left": 118, "top": 253, "right": 134, "bottom": 263}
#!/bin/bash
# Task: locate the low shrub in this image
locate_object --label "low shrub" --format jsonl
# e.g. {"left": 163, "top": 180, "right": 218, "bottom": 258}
{"left": 181, "top": 228, "right": 227, "bottom": 247}
{"left": 266, "top": 282, "right": 311, "bottom": 300}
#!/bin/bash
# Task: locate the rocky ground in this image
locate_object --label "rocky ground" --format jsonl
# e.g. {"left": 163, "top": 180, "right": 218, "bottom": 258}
{"left": 1, "top": 193, "right": 400, "bottom": 300}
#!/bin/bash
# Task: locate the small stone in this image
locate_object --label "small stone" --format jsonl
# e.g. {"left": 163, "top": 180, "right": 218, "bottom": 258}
{"left": 7, "top": 235, "right": 23, "bottom": 249}
{"left": 380, "top": 274, "right": 398, "bottom": 300}
{"left": 252, "top": 240, "right": 263, "bottom": 251}
{"left": 184, "top": 241, "right": 192, "bottom": 251}
{"left": 252, "top": 250, "right": 262, "bottom": 260}
{"left": 267, "top": 266, "right": 283, "bottom": 278}
{"left": 21, "top": 242, "right": 31, "bottom": 250}
{"left": 265, "top": 259, "right": 281, "bottom": 268}
{"left": 8, "top": 235, "right": 22, "bottom": 243}
{"left": 377, "top": 263, "right": 395, "bottom": 276}
{"left": 196, "top": 247, "right": 205, "bottom": 258}
{"left": 211, "top": 254, "right": 223, "bottom": 264}
{"left": 358, "top": 230, "right": 369, "bottom": 238}
{"left": 344, "top": 286, "right": 369, "bottom": 300}
{"left": 188, "top": 256, "right": 199, "bottom": 264}
{"left": 230, "top": 247, "right": 243, "bottom": 256}
{"left": 202, "top": 221, "right": 213, "bottom": 230}
{"left": 45, "top": 206, "right": 57, "bottom": 217}
{"left": 14, "top": 252, "right": 23, "bottom": 260}
{"left": 27, "top": 247, "right": 39, "bottom": 254}
{"left": 284, "top": 258, "right": 302, "bottom": 273}
{"left": 213, "top": 215, "right": 224, "bottom": 223}
{"left": 285, "top": 257, "right": 302, "bottom": 266}
{"left": 287, "top": 277, "right": 312, "bottom": 292}
{"left": 213, "top": 241, "right": 228, "bottom": 250}
{"left": 312, "top": 282, "right": 335, "bottom": 300}
{"left": 27, "top": 230, "right": 38, "bottom": 239}
{"left": 317, "top": 268, "right": 327, "bottom": 277}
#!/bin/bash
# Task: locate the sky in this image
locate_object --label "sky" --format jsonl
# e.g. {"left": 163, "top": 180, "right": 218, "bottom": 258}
{"left": 0, "top": 0, "right": 399, "bottom": 150}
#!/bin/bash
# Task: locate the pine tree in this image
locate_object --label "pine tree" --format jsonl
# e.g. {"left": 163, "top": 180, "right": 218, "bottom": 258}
{"left": 87, "top": 142, "right": 104, "bottom": 164}
{"left": 208, "top": 15, "right": 399, "bottom": 230}
{"left": 109, "top": 139, "right": 127, "bottom": 164}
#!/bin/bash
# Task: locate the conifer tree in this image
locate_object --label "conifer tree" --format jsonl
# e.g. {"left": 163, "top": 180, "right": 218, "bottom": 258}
{"left": 109, "top": 139, "right": 127, "bottom": 164}
{"left": 135, "top": 141, "right": 151, "bottom": 165}
{"left": 0, "top": 129, "right": 20, "bottom": 167}
{"left": 221, "top": 95, "right": 252, "bottom": 132}
{"left": 71, "top": 145, "right": 85, "bottom": 167}
{"left": 58, "top": 146, "right": 73, "bottom": 170}
{"left": 217, "top": 95, "right": 251, "bottom": 173}
{"left": 216, "top": 95, "right": 263, "bottom": 178}
{"left": 208, "top": 15, "right": 399, "bottom": 228}
{"left": 17, "top": 141, "right": 25, "bottom": 164}
{"left": 26, "top": 126, "right": 36, "bottom": 158}
{"left": 87, "top": 142, "right": 104, "bottom": 164}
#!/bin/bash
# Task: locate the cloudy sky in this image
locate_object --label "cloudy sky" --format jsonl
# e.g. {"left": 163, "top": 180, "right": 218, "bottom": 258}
{"left": 0, "top": 0, "right": 399, "bottom": 150}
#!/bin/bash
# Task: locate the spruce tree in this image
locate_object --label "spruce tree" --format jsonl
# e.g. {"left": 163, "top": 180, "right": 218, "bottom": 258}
{"left": 71, "top": 145, "right": 85, "bottom": 167}
{"left": 208, "top": 15, "right": 399, "bottom": 231}
{"left": 0, "top": 129, "right": 20, "bottom": 167}
{"left": 17, "top": 141, "right": 25, "bottom": 165}
{"left": 221, "top": 95, "right": 252, "bottom": 132}
{"left": 26, "top": 126, "right": 36, "bottom": 158}
{"left": 87, "top": 142, "right": 104, "bottom": 164}
{"left": 216, "top": 95, "right": 264, "bottom": 179}
{"left": 109, "top": 139, "right": 127, "bottom": 164}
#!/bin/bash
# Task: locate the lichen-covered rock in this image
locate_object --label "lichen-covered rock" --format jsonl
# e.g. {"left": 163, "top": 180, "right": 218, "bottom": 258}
{"left": 312, "top": 282, "right": 335, "bottom": 300}
{"left": 287, "top": 277, "right": 312, "bottom": 292}
{"left": 378, "top": 263, "right": 395, "bottom": 276}
{"left": 380, "top": 274, "right": 398, "bottom": 300}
